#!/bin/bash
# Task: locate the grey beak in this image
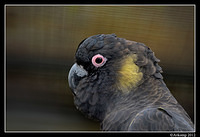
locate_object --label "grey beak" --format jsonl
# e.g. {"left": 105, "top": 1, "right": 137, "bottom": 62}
{"left": 68, "top": 63, "right": 88, "bottom": 94}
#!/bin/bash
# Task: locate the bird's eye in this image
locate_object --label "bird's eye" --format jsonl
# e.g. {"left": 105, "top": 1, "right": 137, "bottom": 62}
{"left": 92, "top": 54, "right": 107, "bottom": 68}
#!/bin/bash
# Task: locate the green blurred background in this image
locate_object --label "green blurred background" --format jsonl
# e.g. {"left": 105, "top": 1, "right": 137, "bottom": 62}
{"left": 6, "top": 5, "right": 194, "bottom": 131}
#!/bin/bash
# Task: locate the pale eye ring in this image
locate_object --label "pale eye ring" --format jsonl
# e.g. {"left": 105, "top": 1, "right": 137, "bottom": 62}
{"left": 92, "top": 54, "right": 107, "bottom": 68}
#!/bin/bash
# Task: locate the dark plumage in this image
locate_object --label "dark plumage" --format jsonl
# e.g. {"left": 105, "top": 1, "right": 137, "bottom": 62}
{"left": 68, "top": 34, "right": 194, "bottom": 131}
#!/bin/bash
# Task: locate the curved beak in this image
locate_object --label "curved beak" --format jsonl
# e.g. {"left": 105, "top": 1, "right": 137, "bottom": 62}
{"left": 68, "top": 63, "right": 88, "bottom": 95}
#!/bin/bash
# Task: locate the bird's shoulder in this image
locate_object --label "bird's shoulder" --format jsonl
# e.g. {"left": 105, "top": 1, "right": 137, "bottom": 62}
{"left": 128, "top": 106, "right": 193, "bottom": 131}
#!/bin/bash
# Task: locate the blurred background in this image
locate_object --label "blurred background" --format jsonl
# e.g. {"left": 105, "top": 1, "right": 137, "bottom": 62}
{"left": 6, "top": 5, "right": 194, "bottom": 131}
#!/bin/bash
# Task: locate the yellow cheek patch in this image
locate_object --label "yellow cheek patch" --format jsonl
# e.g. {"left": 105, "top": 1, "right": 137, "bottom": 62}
{"left": 116, "top": 54, "right": 143, "bottom": 93}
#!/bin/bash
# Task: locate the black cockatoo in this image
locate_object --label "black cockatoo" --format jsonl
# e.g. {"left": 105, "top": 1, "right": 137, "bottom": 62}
{"left": 68, "top": 34, "right": 194, "bottom": 131}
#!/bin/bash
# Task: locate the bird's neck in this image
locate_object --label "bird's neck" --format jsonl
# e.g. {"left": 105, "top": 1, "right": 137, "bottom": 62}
{"left": 110, "top": 77, "right": 170, "bottom": 109}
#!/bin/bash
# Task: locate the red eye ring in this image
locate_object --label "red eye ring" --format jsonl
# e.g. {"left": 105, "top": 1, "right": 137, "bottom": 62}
{"left": 92, "top": 54, "right": 107, "bottom": 68}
